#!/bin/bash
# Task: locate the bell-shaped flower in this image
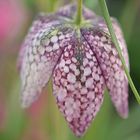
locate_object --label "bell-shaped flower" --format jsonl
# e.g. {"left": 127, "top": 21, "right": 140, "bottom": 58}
{"left": 18, "top": 4, "right": 129, "bottom": 137}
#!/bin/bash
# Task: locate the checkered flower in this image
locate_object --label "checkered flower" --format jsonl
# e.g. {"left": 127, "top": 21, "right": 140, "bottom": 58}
{"left": 18, "top": 4, "right": 129, "bottom": 137}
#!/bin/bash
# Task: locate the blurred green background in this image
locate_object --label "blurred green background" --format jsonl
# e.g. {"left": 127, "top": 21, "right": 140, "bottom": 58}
{"left": 0, "top": 0, "right": 140, "bottom": 140}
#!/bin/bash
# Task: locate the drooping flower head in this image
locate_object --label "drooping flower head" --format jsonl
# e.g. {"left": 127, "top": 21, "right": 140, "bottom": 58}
{"left": 18, "top": 4, "right": 129, "bottom": 137}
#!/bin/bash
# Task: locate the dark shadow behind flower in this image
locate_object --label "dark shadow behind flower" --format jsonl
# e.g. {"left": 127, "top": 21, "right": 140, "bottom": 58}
{"left": 18, "top": 4, "right": 129, "bottom": 137}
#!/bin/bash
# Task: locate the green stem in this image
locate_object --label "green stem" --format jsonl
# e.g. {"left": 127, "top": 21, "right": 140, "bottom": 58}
{"left": 75, "top": 0, "right": 83, "bottom": 25}
{"left": 99, "top": 0, "right": 140, "bottom": 104}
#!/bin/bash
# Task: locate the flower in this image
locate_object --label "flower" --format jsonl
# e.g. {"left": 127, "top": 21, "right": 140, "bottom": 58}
{"left": 18, "top": 4, "right": 129, "bottom": 137}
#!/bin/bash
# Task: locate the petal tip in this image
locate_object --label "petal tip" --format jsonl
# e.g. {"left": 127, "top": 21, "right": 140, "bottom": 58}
{"left": 119, "top": 108, "right": 129, "bottom": 119}
{"left": 116, "top": 102, "right": 129, "bottom": 119}
{"left": 21, "top": 98, "right": 32, "bottom": 108}
{"left": 20, "top": 91, "right": 37, "bottom": 108}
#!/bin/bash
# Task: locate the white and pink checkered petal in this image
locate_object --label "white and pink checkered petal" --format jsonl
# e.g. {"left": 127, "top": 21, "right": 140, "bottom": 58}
{"left": 17, "top": 13, "right": 61, "bottom": 71}
{"left": 82, "top": 28, "right": 129, "bottom": 118}
{"left": 20, "top": 28, "right": 73, "bottom": 108}
{"left": 57, "top": 4, "right": 95, "bottom": 20}
{"left": 93, "top": 17, "right": 129, "bottom": 69}
{"left": 53, "top": 37, "right": 105, "bottom": 137}
{"left": 56, "top": 4, "right": 76, "bottom": 19}
{"left": 111, "top": 18, "right": 129, "bottom": 69}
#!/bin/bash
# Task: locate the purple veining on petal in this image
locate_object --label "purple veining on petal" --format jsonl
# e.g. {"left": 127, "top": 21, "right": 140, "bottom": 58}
{"left": 20, "top": 24, "right": 74, "bottom": 108}
{"left": 91, "top": 17, "right": 129, "bottom": 69}
{"left": 18, "top": 3, "right": 130, "bottom": 137}
{"left": 56, "top": 4, "right": 95, "bottom": 20}
{"left": 18, "top": 13, "right": 63, "bottom": 71}
{"left": 82, "top": 26, "right": 129, "bottom": 118}
{"left": 53, "top": 34, "right": 105, "bottom": 137}
{"left": 56, "top": 4, "right": 76, "bottom": 19}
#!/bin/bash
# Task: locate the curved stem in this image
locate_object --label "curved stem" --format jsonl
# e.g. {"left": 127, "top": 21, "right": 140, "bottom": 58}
{"left": 75, "top": 0, "right": 83, "bottom": 25}
{"left": 99, "top": 0, "right": 140, "bottom": 104}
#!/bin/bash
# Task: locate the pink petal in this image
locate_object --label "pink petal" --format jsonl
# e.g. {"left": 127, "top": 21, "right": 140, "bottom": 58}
{"left": 17, "top": 13, "right": 61, "bottom": 71}
{"left": 20, "top": 23, "right": 74, "bottom": 108}
{"left": 82, "top": 22, "right": 129, "bottom": 118}
{"left": 57, "top": 4, "right": 95, "bottom": 20}
{"left": 53, "top": 35, "right": 105, "bottom": 136}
